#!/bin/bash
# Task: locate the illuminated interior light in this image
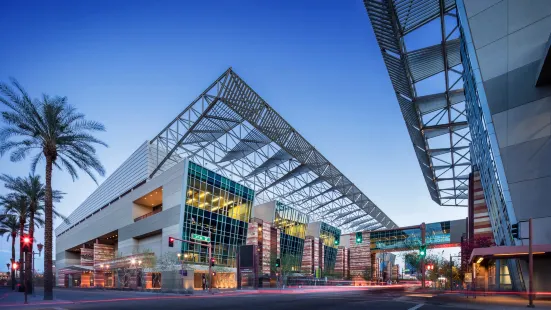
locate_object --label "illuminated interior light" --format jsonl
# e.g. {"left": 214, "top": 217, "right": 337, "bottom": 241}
{"left": 476, "top": 257, "right": 483, "bottom": 264}
{"left": 211, "top": 197, "right": 220, "bottom": 203}
{"left": 199, "top": 191, "right": 210, "bottom": 198}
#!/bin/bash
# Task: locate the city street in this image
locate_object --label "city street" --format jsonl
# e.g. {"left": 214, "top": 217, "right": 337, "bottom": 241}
{"left": 3, "top": 286, "right": 550, "bottom": 310}
{"left": 0, "top": 287, "right": 444, "bottom": 310}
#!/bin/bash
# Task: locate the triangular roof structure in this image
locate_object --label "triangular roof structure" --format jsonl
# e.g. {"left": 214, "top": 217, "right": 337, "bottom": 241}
{"left": 364, "top": 0, "right": 471, "bottom": 207}
{"left": 149, "top": 68, "right": 397, "bottom": 231}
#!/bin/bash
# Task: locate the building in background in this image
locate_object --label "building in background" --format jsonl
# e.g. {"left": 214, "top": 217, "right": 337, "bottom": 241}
{"left": 392, "top": 265, "right": 400, "bottom": 281}
{"left": 245, "top": 218, "right": 280, "bottom": 286}
{"left": 301, "top": 222, "right": 341, "bottom": 276}
{"left": 253, "top": 201, "right": 308, "bottom": 272}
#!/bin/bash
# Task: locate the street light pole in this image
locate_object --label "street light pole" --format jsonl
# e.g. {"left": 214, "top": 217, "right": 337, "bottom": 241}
{"left": 528, "top": 218, "right": 534, "bottom": 308}
{"left": 32, "top": 243, "right": 43, "bottom": 297}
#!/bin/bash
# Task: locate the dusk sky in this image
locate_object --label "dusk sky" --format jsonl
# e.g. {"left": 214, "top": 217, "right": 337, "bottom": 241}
{"left": 0, "top": 0, "right": 464, "bottom": 270}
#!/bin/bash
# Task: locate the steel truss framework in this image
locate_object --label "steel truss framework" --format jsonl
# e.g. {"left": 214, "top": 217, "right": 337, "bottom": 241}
{"left": 149, "top": 68, "right": 398, "bottom": 232}
{"left": 365, "top": 0, "right": 471, "bottom": 206}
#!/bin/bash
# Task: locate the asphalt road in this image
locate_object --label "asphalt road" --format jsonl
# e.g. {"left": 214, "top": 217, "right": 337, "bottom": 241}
{"left": 0, "top": 287, "right": 465, "bottom": 310}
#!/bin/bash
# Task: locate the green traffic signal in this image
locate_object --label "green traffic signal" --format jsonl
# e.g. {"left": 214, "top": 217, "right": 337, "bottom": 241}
{"left": 419, "top": 245, "right": 426, "bottom": 258}
{"left": 355, "top": 232, "right": 363, "bottom": 244}
{"left": 334, "top": 239, "right": 339, "bottom": 246}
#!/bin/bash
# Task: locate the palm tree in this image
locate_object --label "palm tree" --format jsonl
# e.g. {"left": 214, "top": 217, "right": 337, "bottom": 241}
{"left": 0, "top": 174, "right": 64, "bottom": 293}
{"left": 0, "top": 194, "right": 30, "bottom": 288}
{"left": 0, "top": 79, "right": 107, "bottom": 299}
{"left": 0, "top": 215, "right": 20, "bottom": 290}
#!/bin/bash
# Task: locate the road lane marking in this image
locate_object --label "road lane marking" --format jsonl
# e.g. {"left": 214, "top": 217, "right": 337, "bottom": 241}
{"left": 408, "top": 304, "right": 424, "bottom": 310}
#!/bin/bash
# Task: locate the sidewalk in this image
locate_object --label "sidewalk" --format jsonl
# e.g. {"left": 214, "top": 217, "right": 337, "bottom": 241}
{"left": 0, "top": 290, "right": 74, "bottom": 309}
{"left": 405, "top": 291, "right": 551, "bottom": 309}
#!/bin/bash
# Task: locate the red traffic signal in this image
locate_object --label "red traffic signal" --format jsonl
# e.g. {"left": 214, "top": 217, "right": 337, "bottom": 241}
{"left": 210, "top": 257, "right": 215, "bottom": 267}
{"left": 12, "top": 262, "right": 18, "bottom": 270}
{"left": 168, "top": 237, "right": 174, "bottom": 247}
{"left": 21, "top": 235, "right": 32, "bottom": 252}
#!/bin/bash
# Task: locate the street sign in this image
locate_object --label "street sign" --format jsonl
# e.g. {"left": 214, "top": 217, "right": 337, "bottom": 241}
{"left": 191, "top": 233, "right": 210, "bottom": 242}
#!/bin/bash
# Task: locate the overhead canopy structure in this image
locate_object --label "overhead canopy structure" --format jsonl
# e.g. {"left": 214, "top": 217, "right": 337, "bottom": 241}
{"left": 149, "top": 68, "right": 398, "bottom": 232}
{"left": 364, "top": 0, "right": 471, "bottom": 206}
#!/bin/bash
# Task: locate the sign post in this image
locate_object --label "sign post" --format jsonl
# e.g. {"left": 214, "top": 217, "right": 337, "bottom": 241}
{"left": 169, "top": 232, "right": 212, "bottom": 293}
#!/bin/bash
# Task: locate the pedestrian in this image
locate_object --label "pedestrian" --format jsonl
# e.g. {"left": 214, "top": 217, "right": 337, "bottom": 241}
{"left": 202, "top": 274, "right": 206, "bottom": 290}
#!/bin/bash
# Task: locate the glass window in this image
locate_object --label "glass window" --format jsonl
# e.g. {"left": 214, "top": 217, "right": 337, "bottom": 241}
{"left": 182, "top": 162, "right": 254, "bottom": 268}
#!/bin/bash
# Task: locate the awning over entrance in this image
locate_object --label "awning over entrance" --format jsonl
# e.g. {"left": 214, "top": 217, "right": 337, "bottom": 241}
{"left": 469, "top": 244, "right": 551, "bottom": 263}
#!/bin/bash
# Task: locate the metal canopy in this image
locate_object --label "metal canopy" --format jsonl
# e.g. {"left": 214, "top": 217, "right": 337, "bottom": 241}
{"left": 149, "top": 68, "right": 398, "bottom": 231}
{"left": 364, "top": 0, "right": 471, "bottom": 206}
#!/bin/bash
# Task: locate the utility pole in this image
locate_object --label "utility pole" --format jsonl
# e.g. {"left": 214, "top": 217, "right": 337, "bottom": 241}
{"left": 528, "top": 218, "right": 534, "bottom": 308}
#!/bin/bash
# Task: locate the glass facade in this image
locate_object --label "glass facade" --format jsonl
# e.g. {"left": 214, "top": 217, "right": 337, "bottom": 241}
{"left": 273, "top": 201, "right": 308, "bottom": 271}
{"left": 320, "top": 222, "right": 341, "bottom": 272}
{"left": 456, "top": 0, "right": 523, "bottom": 291}
{"left": 369, "top": 222, "right": 451, "bottom": 251}
{"left": 181, "top": 161, "right": 254, "bottom": 267}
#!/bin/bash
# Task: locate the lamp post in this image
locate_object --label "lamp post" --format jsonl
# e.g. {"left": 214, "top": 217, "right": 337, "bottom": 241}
{"left": 10, "top": 258, "right": 16, "bottom": 290}
{"left": 32, "top": 243, "right": 43, "bottom": 297}
{"left": 6, "top": 263, "right": 10, "bottom": 288}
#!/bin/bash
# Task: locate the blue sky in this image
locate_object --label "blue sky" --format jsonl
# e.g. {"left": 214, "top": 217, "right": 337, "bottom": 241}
{"left": 0, "top": 0, "right": 465, "bottom": 271}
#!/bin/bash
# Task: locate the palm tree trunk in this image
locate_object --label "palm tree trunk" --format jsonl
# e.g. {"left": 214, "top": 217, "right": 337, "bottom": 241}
{"left": 44, "top": 156, "right": 54, "bottom": 300}
{"left": 11, "top": 233, "right": 16, "bottom": 290}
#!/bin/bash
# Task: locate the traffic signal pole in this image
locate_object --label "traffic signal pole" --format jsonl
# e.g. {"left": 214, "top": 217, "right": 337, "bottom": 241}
{"left": 169, "top": 232, "right": 213, "bottom": 294}
{"left": 513, "top": 219, "right": 535, "bottom": 307}
{"left": 421, "top": 223, "right": 426, "bottom": 289}
{"left": 208, "top": 232, "right": 212, "bottom": 294}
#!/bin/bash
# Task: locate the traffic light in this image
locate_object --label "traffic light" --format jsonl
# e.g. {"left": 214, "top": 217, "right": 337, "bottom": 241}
{"left": 21, "top": 235, "right": 32, "bottom": 253}
{"left": 334, "top": 239, "right": 339, "bottom": 246}
{"left": 355, "top": 232, "right": 363, "bottom": 244}
{"left": 275, "top": 258, "right": 281, "bottom": 268}
{"left": 12, "top": 262, "right": 18, "bottom": 270}
{"left": 419, "top": 245, "right": 426, "bottom": 258}
{"left": 168, "top": 237, "right": 174, "bottom": 247}
{"left": 511, "top": 223, "right": 519, "bottom": 239}
{"left": 210, "top": 257, "right": 216, "bottom": 267}
{"left": 212, "top": 272, "right": 216, "bottom": 277}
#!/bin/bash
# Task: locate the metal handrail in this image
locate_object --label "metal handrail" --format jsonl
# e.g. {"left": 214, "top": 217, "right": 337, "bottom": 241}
{"left": 134, "top": 208, "right": 162, "bottom": 222}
